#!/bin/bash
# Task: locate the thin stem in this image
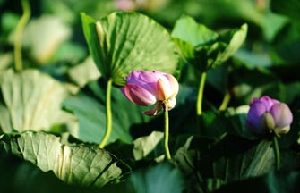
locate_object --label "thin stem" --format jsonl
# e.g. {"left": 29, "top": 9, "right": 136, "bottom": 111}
{"left": 272, "top": 136, "right": 280, "bottom": 170}
{"left": 164, "top": 107, "right": 171, "bottom": 160}
{"left": 196, "top": 72, "right": 207, "bottom": 116}
{"left": 99, "top": 79, "right": 113, "bottom": 148}
{"left": 14, "top": 0, "right": 30, "bottom": 71}
{"left": 219, "top": 91, "right": 231, "bottom": 111}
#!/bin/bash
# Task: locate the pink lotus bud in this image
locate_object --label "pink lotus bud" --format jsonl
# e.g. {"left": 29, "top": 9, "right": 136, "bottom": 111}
{"left": 122, "top": 71, "right": 179, "bottom": 116}
{"left": 247, "top": 96, "right": 293, "bottom": 136}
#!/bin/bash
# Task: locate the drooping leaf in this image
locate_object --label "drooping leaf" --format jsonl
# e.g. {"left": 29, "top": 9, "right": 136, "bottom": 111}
{"left": 271, "top": 0, "right": 300, "bottom": 22}
{"left": 68, "top": 57, "right": 101, "bottom": 87}
{"left": 133, "top": 131, "right": 164, "bottom": 161}
{"left": 213, "top": 24, "right": 248, "bottom": 66}
{"left": 0, "top": 70, "right": 75, "bottom": 133}
{"left": 81, "top": 12, "right": 178, "bottom": 86}
{"left": 0, "top": 131, "right": 130, "bottom": 188}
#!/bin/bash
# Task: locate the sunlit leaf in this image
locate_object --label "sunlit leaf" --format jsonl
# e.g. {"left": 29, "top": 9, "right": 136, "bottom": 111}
{"left": 172, "top": 15, "right": 218, "bottom": 46}
{"left": 0, "top": 70, "right": 75, "bottom": 133}
{"left": 133, "top": 131, "right": 164, "bottom": 161}
{"left": 81, "top": 12, "right": 177, "bottom": 86}
{"left": 68, "top": 57, "right": 100, "bottom": 87}
{"left": 0, "top": 131, "right": 129, "bottom": 188}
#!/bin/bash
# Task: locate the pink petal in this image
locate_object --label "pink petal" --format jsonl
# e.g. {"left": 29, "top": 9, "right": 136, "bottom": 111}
{"left": 270, "top": 103, "right": 293, "bottom": 128}
{"left": 122, "top": 84, "right": 157, "bottom": 106}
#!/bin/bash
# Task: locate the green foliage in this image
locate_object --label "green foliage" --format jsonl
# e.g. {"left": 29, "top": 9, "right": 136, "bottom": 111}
{"left": 0, "top": 131, "right": 129, "bottom": 188}
{"left": 1, "top": 1, "right": 300, "bottom": 192}
{"left": 172, "top": 15, "right": 247, "bottom": 71}
{"left": 81, "top": 12, "right": 178, "bottom": 86}
{"left": 0, "top": 70, "right": 74, "bottom": 133}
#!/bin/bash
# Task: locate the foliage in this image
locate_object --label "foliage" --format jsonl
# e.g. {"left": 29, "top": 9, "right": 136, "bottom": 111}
{"left": 0, "top": 0, "right": 300, "bottom": 192}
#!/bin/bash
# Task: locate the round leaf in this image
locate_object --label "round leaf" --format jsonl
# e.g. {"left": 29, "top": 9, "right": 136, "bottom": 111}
{"left": 81, "top": 12, "right": 178, "bottom": 86}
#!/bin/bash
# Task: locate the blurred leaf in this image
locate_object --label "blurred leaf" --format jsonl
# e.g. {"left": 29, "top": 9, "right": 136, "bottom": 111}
{"left": 68, "top": 57, "right": 100, "bottom": 87}
{"left": 0, "top": 70, "right": 75, "bottom": 133}
{"left": 52, "top": 41, "right": 86, "bottom": 64}
{"left": 260, "top": 13, "right": 288, "bottom": 41}
{"left": 81, "top": 12, "right": 177, "bottom": 86}
{"left": 271, "top": 0, "right": 300, "bottom": 22}
{"left": 0, "top": 131, "right": 129, "bottom": 188}
{"left": 171, "top": 15, "right": 218, "bottom": 46}
{"left": 22, "top": 15, "right": 71, "bottom": 64}
{"left": 133, "top": 131, "right": 164, "bottom": 161}
{"left": 1, "top": 13, "right": 19, "bottom": 40}
{"left": 130, "top": 163, "right": 184, "bottom": 193}
{"left": 103, "top": 163, "right": 184, "bottom": 193}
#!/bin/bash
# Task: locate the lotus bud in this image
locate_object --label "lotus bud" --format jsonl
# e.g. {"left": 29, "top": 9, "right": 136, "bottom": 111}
{"left": 122, "top": 70, "right": 179, "bottom": 116}
{"left": 247, "top": 96, "right": 293, "bottom": 136}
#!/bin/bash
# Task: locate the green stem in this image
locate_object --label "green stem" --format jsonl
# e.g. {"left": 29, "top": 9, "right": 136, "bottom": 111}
{"left": 99, "top": 79, "right": 113, "bottom": 148}
{"left": 219, "top": 91, "right": 231, "bottom": 111}
{"left": 196, "top": 72, "right": 207, "bottom": 116}
{"left": 14, "top": 0, "right": 30, "bottom": 71}
{"left": 164, "top": 107, "right": 171, "bottom": 160}
{"left": 272, "top": 136, "right": 280, "bottom": 170}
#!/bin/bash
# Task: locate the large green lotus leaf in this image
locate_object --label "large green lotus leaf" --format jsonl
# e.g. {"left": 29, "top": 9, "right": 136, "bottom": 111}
{"left": 81, "top": 12, "right": 178, "bottom": 86}
{"left": 171, "top": 15, "right": 218, "bottom": 47}
{"left": 0, "top": 70, "right": 74, "bottom": 133}
{"left": 0, "top": 131, "right": 129, "bottom": 188}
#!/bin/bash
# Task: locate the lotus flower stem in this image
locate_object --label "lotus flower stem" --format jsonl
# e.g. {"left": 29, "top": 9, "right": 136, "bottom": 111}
{"left": 196, "top": 72, "right": 207, "bottom": 115}
{"left": 164, "top": 106, "right": 171, "bottom": 160}
{"left": 272, "top": 136, "right": 280, "bottom": 170}
{"left": 219, "top": 91, "right": 231, "bottom": 111}
{"left": 99, "top": 79, "right": 113, "bottom": 148}
{"left": 14, "top": 0, "right": 30, "bottom": 72}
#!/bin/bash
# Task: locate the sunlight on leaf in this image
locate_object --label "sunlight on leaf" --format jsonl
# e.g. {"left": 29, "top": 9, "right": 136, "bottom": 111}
{"left": 81, "top": 12, "right": 177, "bottom": 86}
{"left": 0, "top": 131, "right": 129, "bottom": 188}
{"left": 0, "top": 70, "right": 75, "bottom": 133}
